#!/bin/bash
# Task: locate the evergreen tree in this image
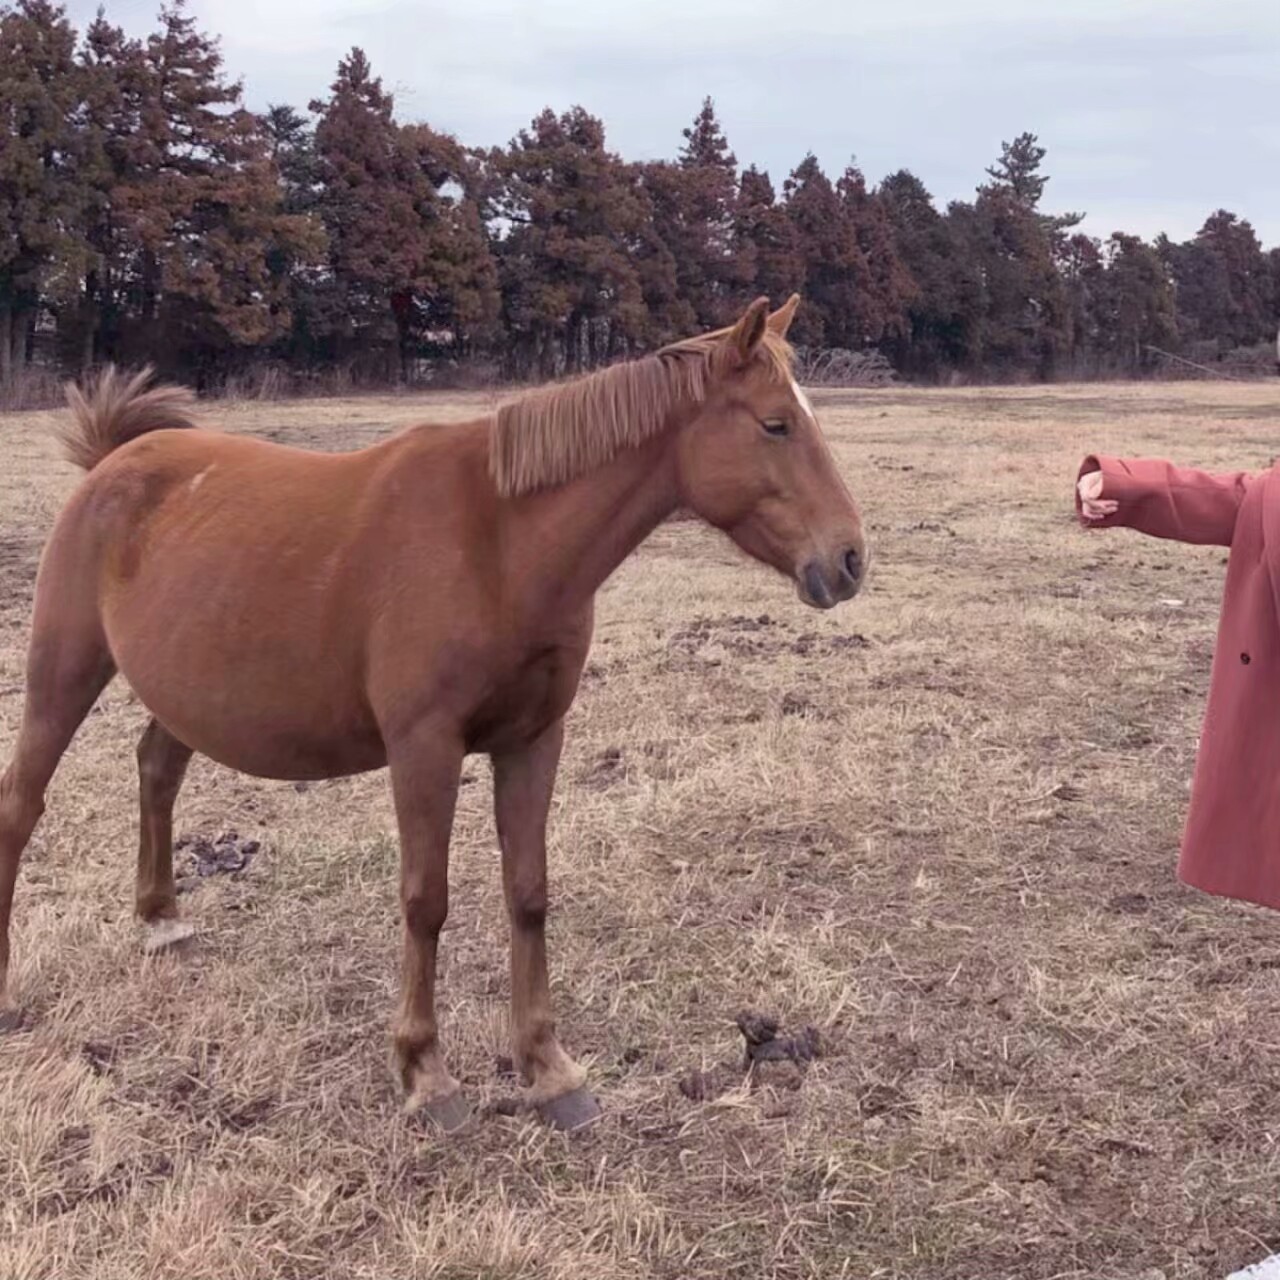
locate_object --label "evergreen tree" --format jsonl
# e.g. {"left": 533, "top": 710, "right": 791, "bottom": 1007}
{"left": 1097, "top": 233, "right": 1176, "bottom": 368}
{"left": 1161, "top": 211, "right": 1272, "bottom": 350}
{"left": 401, "top": 122, "right": 500, "bottom": 353}
{"left": 783, "top": 154, "right": 872, "bottom": 347}
{"left": 119, "top": 1, "right": 318, "bottom": 378}
{"left": 491, "top": 106, "right": 647, "bottom": 375}
{"left": 879, "top": 169, "right": 973, "bottom": 375}
{"left": 633, "top": 161, "right": 697, "bottom": 341}
{"left": 68, "top": 10, "right": 150, "bottom": 368}
{"left": 984, "top": 131, "right": 1082, "bottom": 234}
{"left": 837, "top": 162, "right": 912, "bottom": 343}
{"left": 949, "top": 134, "right": 1078, "bottom": 376}
{"left": 0, "top": 0, "right": 81, "bottom": 381}
{"left": 310, "top": 48, "right": 430, "bottom": 373}
{"left": 1059, "top": 232, "right": 1104, "bottom": 366}
{"left": 733, "top": 165, "right": 803, "bottom": 310}
{"left": 671, "top": 96, "right": 745, "bottom": 325}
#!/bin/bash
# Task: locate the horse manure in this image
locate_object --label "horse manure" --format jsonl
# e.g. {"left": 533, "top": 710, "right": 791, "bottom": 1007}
{"left": 735, "top": 1010, "right": 822, "bottom": 1070}
{"left": 735, "top": 1011, "right": 780, "bottom": 1046}
{"left": 176, "top": 830, "right": 259, "bottom": 879}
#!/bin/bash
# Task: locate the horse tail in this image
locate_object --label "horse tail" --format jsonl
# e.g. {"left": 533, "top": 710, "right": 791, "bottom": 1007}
{"left": 59, "top": 365, "right": 198, "bottom": 472}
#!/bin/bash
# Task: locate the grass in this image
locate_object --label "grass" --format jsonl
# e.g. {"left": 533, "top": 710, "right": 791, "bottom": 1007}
{"left": 1, "top": 381, "right": 1279, "bottom": 1279}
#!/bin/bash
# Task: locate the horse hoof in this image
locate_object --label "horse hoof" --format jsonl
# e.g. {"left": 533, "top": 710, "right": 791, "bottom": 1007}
{"left": 141, "top": 919, "right": 197, "bottom": 955}
{"left": 419, "top": 1090, "right": 472, "bottom": 1134}
{"left": 538, "top": 1086, "right": 602, "bottom": 1133}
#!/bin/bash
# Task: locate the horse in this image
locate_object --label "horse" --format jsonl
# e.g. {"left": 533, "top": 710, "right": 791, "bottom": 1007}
{"left": 0, "top": 294, "right": 867, "bottom": 1132}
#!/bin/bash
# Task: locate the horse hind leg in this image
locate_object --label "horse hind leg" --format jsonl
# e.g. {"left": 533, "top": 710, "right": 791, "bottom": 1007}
{"left": 0, "top": 625, "right": 115, "bottom": 1029}
{"left": 135, "top": 718, "right": 196, "bottom": 955}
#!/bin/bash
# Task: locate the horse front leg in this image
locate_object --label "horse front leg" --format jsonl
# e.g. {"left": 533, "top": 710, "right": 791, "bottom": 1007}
{"left": 493, "top": 719, "right": 599, "bottom": 1131}
{"left": 387, "top": 724, "right": 468, "bottom": 1131}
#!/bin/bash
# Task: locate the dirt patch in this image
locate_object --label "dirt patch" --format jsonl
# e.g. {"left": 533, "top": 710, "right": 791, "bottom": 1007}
{"left": 577, "top": 745, "right": 627, "bottom": 790}
{"left": 666, "top": 612, "right": 873, "bottom": 664}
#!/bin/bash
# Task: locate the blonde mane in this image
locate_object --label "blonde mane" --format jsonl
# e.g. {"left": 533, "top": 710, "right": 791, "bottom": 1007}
{"left": 490, "top": 327, "right": 794, "bottom": 497}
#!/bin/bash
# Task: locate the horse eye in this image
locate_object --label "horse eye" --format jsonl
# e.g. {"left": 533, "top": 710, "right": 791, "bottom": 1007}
{"left": 762, "top": 419, "right": 789, "bottom": 437}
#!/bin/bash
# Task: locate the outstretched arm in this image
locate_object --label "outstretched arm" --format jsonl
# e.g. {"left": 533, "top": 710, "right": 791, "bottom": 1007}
{"left": 1076, "top": 455, "right": 1256, "bottom": 547}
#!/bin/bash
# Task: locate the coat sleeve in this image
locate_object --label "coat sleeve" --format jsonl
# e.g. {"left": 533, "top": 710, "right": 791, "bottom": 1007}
{"left": 1076, "top": 455, "right": 1256, "bottom": 547}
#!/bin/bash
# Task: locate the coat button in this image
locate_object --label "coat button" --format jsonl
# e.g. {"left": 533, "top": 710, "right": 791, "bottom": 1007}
{"left": 1241, "top": 653, "right": 1252, "bottom": 665}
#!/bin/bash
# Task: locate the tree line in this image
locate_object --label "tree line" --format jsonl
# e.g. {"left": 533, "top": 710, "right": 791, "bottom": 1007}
{"left": 3, "top": 0, "right": 1278, "bottom": 397}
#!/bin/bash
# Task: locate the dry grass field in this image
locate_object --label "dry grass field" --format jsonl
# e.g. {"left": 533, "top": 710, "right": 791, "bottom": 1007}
{"left": 2, "top": 381, "right": 1280, "bottom": 1280}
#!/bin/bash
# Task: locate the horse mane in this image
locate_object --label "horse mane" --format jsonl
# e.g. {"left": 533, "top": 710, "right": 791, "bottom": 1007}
{"left": 490, "top": 327, "right": 795, "bottom": 497}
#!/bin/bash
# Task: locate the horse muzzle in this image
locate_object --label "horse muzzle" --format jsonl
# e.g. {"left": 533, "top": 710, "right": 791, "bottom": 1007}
{"left": 797, "top": 545, "right": 865, "bottom": 610}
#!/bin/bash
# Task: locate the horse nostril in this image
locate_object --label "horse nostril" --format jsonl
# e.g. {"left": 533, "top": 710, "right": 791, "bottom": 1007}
{"left": 843, "top": 548, "right": 862, "bottom": 582}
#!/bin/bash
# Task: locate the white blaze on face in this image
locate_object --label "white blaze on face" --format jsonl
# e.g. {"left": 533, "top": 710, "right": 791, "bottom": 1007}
{"left": 789, "top": 376, "right": 817, "bottom": 424}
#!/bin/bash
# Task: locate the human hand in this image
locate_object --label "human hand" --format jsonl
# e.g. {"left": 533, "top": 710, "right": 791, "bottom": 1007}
{"left": 1078, "top": 470, "right": 1118, "bottom": 520}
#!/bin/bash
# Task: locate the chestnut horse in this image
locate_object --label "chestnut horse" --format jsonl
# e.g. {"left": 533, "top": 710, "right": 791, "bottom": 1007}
{"left": 0, "top": 295, "right": 866, "bottom": 1131}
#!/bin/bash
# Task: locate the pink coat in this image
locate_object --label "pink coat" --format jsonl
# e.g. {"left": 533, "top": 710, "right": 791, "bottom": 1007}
{"left": 1077, "top": 455, "right": 1280, "bottom": 911}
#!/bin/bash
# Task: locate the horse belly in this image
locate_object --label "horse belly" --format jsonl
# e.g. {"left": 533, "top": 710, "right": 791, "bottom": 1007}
{"left": 105, "top": 572, "right": 384, "bottom": 781}
{"left": 120, "top": 653, "right": 386, "bottom": 780}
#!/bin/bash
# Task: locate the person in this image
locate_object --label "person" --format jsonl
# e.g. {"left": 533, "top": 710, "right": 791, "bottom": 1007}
{"left": 1080, "top": 457, "right": 1280, "bottom": 1280}
{"left": 1076, "top": 454, "right": 1280, "bottom": 913}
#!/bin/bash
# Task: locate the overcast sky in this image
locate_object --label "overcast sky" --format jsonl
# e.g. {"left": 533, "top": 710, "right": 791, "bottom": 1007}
{"left": 68, "top": 0, "right": 1280, "bottom": 247}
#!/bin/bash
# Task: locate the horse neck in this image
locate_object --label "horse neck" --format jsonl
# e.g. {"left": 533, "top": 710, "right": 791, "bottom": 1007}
{"left": 503, "top": 430, "right": 680, "bottom": 615}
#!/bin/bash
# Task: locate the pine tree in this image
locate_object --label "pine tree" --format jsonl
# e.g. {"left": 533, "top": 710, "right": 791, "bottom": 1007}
{"left": 309, "top": 49, "right": 496, "bottom": 376}
{"left": 113, "top": 1, "right": 319, "bottom": 378}
{"left": 260, "top": 104, "right": 328, "bottom": 364}
{"left": 983, "top": 131, "right": 1082, "bottom": 236}
{"left": 644, "top": 98, "right": 745, "bottom": 330}
{"left": 265, "top": 104, "right": 320, "bottom": 216}
{"left": 1269, "top": 248, "right": 1280, "bottom": 349}
{"left": 310, "top": 48, "right": 426, "bottom": 372}
{"left": 1161, "top": 211, "right": 1271, "bottom": 351}
{"left": 985, "top": 133, "right": 1048, "bottom": 207}
{"left": 1058, "top": 234, "right": 1103, "bottom": 365}
{"left": 879, "top": 169, "right": 972, "bottom": 375}
{"left": 631, "top": 162, "right": 696, "bottom": 342}
{"left": 401, "top": 122, "right": 500, "bottom": 353}
{"left": 1097, "top": 233, "right": 1176, "bottom": 368}
{"left": 491, "top": 106, "right": 647, "bottom": 375}
{"left": 957, "top": 134, "right": 1077, "bottom": 375}
{"left": 677, "top": 97, "right": 746, "bottom": 315}
{"left": 783, "top": 154, "right": 872, "bottom": 348}
{"left": 68, "top": 10, "right": 150, "bottom": 368}
{"left": 962, "top": 184, "right": 1069, "bottom": 376}
{"left": 733, "top": 165, "right": 803, "bottom": 310}
{"left": 836, "top": 162, "right": 912, "bottom": 343}
{"left": 0, "top": 0, "right": 82, "bottom": 382}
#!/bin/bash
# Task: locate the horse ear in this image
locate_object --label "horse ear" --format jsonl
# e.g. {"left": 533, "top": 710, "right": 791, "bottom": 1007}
{"left": 767, "top": 293, "right": 801, "bottom": 337}
{"left": 727, "top": 296, "right": 770, "bottom": 367}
